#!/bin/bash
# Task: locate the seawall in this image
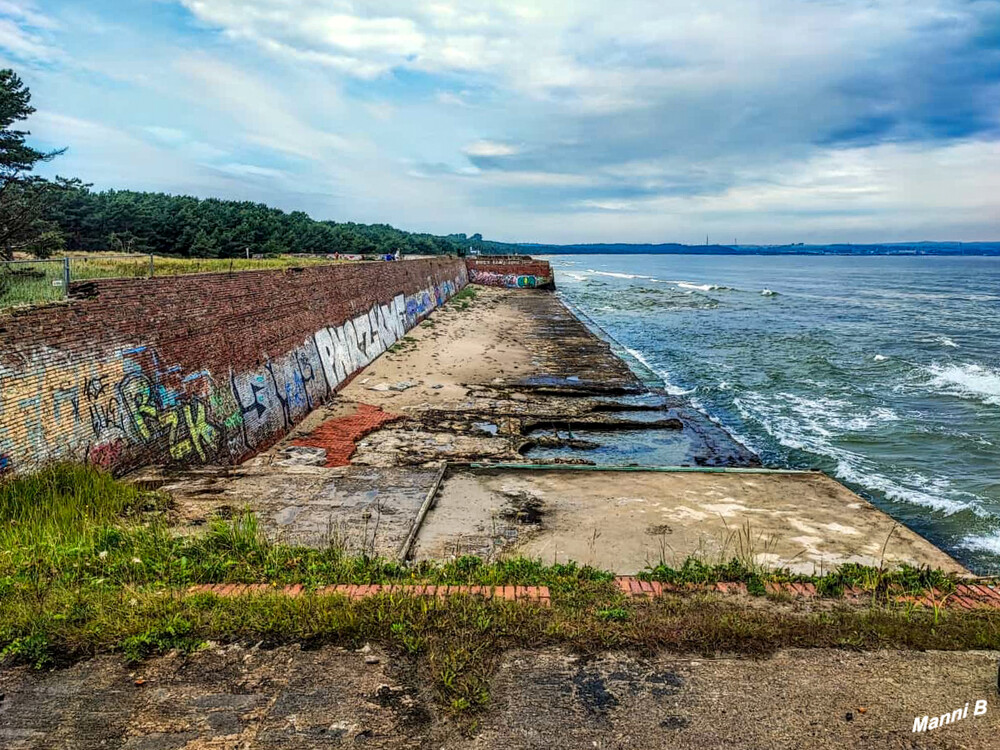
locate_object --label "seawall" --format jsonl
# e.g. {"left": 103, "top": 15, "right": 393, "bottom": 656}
{"left": 467, "top": 258, "right": 554, "bottom": 289}
{"left": 0, "top": 258, "right": 468, "bottom": 475}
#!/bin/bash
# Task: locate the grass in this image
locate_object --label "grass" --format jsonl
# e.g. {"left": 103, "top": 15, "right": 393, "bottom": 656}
{"left": 2, "top": 464, "right": 998, "bottom": 716}
{"left": 1, "top": 252, "right": 362, "bottom": 310}
{"left": 447, "top": 286, "right": 478, "bottom": 311}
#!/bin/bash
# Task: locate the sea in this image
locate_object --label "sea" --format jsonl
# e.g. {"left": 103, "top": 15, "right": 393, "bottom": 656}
{"left": 541, "top": 254, "right": 1000, "bottom": 575}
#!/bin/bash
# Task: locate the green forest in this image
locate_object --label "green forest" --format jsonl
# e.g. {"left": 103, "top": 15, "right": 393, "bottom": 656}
{"left": 45, "top": 186, "right": 486, "bottom": 258}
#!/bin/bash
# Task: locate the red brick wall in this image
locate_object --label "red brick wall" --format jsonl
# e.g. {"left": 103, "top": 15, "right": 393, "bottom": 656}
{"left": 466, "top": 259, "right": 554, "bottom": 289}
{"left": 0, "top": 258, "right": 467, "bottom": 475}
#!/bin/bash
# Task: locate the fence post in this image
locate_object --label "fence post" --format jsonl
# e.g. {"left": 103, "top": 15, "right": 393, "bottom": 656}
{"left": 148, "top": 254, "right": 154, "bottom": 278}
{"left": 62, "top": 257, "right": 70, "bottom": 298}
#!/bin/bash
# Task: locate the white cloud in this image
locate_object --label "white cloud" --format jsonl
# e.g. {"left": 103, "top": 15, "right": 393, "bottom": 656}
{"left": 462, "top": 139, "right": 519, "bottom": 157}
{"left": 0, "top": 16, "right": 57, "bottom": 61}
{"left": 173, "top": 53, "right": 353, "bottom": 160}
{"left": 6, "top": 0, "right": 996, "bottom": 244}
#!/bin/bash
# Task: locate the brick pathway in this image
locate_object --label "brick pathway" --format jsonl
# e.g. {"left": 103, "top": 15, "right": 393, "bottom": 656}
{"left": 614, "top": 577, "right": 1000, "bottom": 609}
{"left": 187, "top": 582, "right": 551, "bottom": 605}
{"left": 291, "top": 404, "right": 402, "bottom": 466}
{"left": 184, "top": 578, "right": 1000, "bottom": 611}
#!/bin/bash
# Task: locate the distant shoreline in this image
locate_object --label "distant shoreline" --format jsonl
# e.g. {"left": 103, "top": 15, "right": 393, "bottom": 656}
{"left": 523, "top": 243, "right": 1000, "bottom": 256}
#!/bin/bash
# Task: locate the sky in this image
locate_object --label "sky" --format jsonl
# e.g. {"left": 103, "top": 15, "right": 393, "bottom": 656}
{"left": 1, "top": 0, "right": 998, "bottom": 245}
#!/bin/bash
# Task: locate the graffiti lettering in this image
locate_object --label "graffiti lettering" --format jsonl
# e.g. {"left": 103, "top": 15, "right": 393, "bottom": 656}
{"left": 1, "top": 276, "right": 464, "bottom": 474}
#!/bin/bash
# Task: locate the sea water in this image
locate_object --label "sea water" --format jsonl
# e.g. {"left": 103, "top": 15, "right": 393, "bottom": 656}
{"left": 544, "top": 254, "right": 1000, "bottom": 574}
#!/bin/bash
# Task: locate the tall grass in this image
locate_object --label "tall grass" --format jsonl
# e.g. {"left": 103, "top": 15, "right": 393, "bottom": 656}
{"left": 0, "top": 463, "right": 147, "bottom": 553}
{"left": 68, "top": 252, "right": 348, "bottom": 280}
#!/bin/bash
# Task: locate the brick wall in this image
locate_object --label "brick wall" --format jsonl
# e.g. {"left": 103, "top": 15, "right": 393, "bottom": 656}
{"left": 466, "top": 259, "right": 554, "bottom": 289}
{"left": 0, "top": 258, "right": 468, "bottom": 475}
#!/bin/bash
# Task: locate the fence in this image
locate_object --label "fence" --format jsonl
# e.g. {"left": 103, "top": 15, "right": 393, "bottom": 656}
{"left": 0, "top": 255, "right": 153, "bottom": 310}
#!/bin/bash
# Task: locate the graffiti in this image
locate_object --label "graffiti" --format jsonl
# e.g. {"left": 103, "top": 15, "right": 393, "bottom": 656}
{"left": 0, "top": 343, "right": 230, "bottom": 473}
{"left": 163, "top": 398, "right": 220, "bottom": 461}
{"left": 468, "top": 268, "right": 552, "bottom": 289}
{"left": 88, "top": 438, "right": 124, "bottom": 470}
{"left": 0, "top": 274, "right": 465, "bottom": 474}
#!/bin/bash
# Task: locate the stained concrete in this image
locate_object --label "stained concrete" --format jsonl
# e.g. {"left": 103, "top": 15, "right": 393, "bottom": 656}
{"left": 142, "top": 461, "right": 438, "bottom": 556}
{"left": 3, "top": 645, "right": 996, "bottom": 749}
{"left": 415, "top": 468, "right": 967, "bottom": 574}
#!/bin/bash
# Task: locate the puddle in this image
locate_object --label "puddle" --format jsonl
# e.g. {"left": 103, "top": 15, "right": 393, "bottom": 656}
{"left": 474, "top": 422, "right": 499, "bottom": 435}
{"left": 523, "top": 428, "right": 695, "bottom": 466}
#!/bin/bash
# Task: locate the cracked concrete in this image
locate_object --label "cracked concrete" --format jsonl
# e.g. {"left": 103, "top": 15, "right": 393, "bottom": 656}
{"left": 3, "top": 646, "right": 997, "bottom": 749}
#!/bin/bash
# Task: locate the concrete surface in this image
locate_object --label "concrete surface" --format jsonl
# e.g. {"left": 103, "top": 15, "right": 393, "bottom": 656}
{"left": 2, "top": 645, "right": 996, "bottom": 749}
{"left": 414, "top": 468, "right": 967, "bottom": 574}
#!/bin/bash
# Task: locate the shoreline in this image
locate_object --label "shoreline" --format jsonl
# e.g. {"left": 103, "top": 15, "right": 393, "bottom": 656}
{"left": 142, "top": 284, "right": 968, "bottom": 576}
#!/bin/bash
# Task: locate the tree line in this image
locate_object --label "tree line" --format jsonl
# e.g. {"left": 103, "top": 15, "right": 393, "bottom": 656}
{"left": 0, "top": 67, "right": 528, "bottom": 261}
{"left": 45, "top": 187, "right": 467, "bottom": 258}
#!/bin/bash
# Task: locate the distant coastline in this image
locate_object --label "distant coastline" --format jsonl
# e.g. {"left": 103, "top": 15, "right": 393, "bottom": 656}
{"left": 520, "top": 241, "right": 1000, "bottom": 256}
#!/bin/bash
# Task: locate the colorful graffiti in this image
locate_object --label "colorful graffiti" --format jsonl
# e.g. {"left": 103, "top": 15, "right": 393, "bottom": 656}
{"left": 0, "top": 274, "right": 465, "bottom": 474}
{"left": 0, "top": 343, "right": 235, "bottom": 473}
{"left": 468, "top": 268, "right": 553, "bottom": 289}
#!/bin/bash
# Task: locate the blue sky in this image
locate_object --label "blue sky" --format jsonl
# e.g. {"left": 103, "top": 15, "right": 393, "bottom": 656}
{"left": 1, "top": 0, "right": 998, "bottom": 244}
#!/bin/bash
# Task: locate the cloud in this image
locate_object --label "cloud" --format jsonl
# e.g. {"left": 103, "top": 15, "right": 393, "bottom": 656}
{"left": 0, "top": 1, "right": 59, "bottom": 63}
{"left": 2, "top": 0, "right": 997, "bottom": 243}
{"left": 463, "top": 140, "right": 519, "bottom": 157}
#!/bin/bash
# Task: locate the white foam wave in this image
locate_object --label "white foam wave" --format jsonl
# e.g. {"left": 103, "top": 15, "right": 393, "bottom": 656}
{"left": 958, "top": 533, "right": 1000, "bottom": 556}
{"left": 919, "top": 334, "right": 960, "bottom": 348}
{"left": 873, "top": 354, "right": 889, "bottom": 362}
{"left": 621, "top": 345, "right": 695, "bottom": 396}
{"left": 923, "top": 363, "right": 1000, "bottom": 406}
{"left": 733, "top": 391, "right": 979, "bottom": 516}
{"left": 673, "top": 281, "right": 726, "bottom": 292}
{"left": 761, "top": 288, "right": 777, "bottom": 296}
{"left": 586, "top": 269, "right": 654, "bottom": 280}
{"left": 580, "top": 270, "right": 735, "bottom": 294}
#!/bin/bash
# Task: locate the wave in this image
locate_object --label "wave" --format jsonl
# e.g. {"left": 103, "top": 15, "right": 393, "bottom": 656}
{"left": 581, "top": 269, "right": 736, "bottom": 294}
{"left": 761, "top": 288, "right": 777, "bottom": 296}
{"left": 923, "top": 362, "right": 1000, "bottom": 407}
{"left": 586, "top": 269, "right": 655, "bottom": 280}
{"left": 733, "top": 391, "right": 982, "bottom": 516}
{"left": 959, "top": 533, "right": 1000, "bottom": 556}
{"left": 919, "top": 333, "right": 960, "bottom": 348}
{"left": 873, "top": 354, "right": 889, "bottom": 362}
{"left": 669, "top": 280, "right": 729, "bottom": 292}
{"left": 621, "top": 344, "right": 695, "bottom": 396}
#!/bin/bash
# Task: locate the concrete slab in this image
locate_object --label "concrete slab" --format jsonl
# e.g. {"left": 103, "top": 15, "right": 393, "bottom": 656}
{"left": 142, "top": 463, "right": 438, "bottom": 556}
{"left": 414, "top": 467, "right": 968, "bottom": 574}
{"left": 3, "top": 645, "right": 997, "bottom": 749}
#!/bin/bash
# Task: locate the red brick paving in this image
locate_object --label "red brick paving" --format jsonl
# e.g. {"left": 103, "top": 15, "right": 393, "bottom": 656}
{"left": 291, "top": 404, "right": 402, "bottom": 466}
{"left": 186, "top": 582, "right": 552, "bottom": 605}
{"left": 611, "top": 577, "right": 1000, "bottom": 609}
{"left": 184, "top": 577, "right": 1000, "bottom": 610}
